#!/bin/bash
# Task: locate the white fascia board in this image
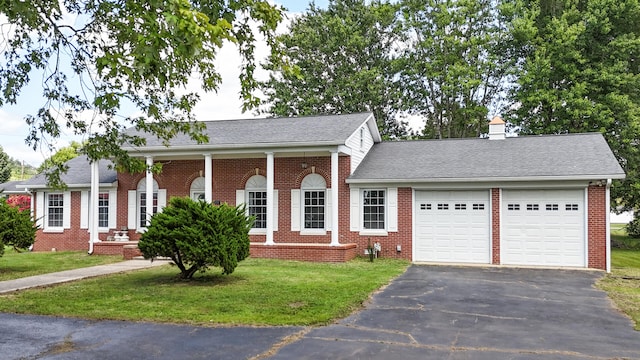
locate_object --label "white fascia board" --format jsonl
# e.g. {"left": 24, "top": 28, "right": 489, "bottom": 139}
{"left": 126, "top": 145, "right": 347, "bottom": 159}
{"left": 364, "top": 113, "right": 382, "bottom": 142}
{"left": 24, "top": 182, "right": 118, "bottom": 190}
{"left": 337, "top": 145, "right": 352, "bottom": 155}
{"left": 346, "top": 174, "right": 625, "bottom": 185}
{"left": 122, "top": 141, "right": 343, "bottom": 154}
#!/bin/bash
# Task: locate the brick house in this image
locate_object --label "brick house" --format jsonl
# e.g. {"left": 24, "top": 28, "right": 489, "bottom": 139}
{"left": 17, "top": 113, "right": 625, "bottom": 271}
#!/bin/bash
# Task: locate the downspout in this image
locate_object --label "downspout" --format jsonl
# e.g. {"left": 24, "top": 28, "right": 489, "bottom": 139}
{"left": 26, "top": 187, "right": 34, "bottom": 251}
{"left": 606, "top": 179, "right": 612, "bottom": 273}
{"left": 88, "top": 160, "right": 100, "bottom": 255}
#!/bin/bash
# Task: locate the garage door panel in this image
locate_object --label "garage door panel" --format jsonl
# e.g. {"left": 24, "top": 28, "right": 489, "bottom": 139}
{"left": 502, "top": 190, "right": 585, "bottom": 267}
{"left": 415, "top": 190, "right": 490, "bottom": 264}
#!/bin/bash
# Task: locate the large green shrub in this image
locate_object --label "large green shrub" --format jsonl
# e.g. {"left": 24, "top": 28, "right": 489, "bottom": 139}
{"left": 626, "top": 216, "right": 640, "bottom": 239}
{"left": 138, "top": 197, "right": 253, "bottom": 279}
{"left": 0, "top": 198, "right": 37, "bottom": 256}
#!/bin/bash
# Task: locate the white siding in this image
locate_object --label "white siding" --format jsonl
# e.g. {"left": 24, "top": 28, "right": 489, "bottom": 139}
{"left": 345, "top": 124, "right": 375, "bottom": 173}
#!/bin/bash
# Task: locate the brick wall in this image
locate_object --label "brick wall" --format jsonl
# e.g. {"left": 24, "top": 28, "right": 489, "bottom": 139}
{"left": 587, "top": 185, "right": 607, "bottom": 270}
{"left": 342, "top": 187, "right": 413, "bottom": 260}
{"left": 33, "top": 191, "right": 90, "bottom": 251}
{"left": 491, "top": 188, "right": 501, "bottom": 264}
{"left": 116, "top": 156, "right": 350, "bottom": 244}
{"left": 250, "top": 243, "right": 358, "bottom": 262}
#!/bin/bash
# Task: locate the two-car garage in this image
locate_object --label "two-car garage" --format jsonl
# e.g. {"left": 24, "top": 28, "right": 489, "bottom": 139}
{"left": 413, "top": 189, "right": 587, "bottom": 267}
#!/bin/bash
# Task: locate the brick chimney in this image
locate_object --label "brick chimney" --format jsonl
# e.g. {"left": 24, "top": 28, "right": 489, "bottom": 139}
{"left": 488, "top": 116, "right": 506, "bottom": 140}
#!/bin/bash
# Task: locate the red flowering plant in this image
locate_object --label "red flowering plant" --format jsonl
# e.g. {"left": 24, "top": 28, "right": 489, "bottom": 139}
{"left": 7, "top": 195, "right": 31, "bottom": 212}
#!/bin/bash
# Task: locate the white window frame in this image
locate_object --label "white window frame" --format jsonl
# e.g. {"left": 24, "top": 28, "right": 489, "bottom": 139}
{"left": 190, "top": 176, "right": 206, "bottom": 201}
{"left": 45, "top": 192, "right": 65, "bottom": 231}
{"left": 246, "top": 175, "right": 267, "bottom": 234}
{"left": 138, "top": 192, "right": 158, "bottom": 229}
{"left": 361, "top": 189, "right": 387, "bottom": 236}
{"left": 300, "top": 173, "right": 327, "bottom": 235}
{"left": 97, "top": 192, "right": 110, "bottom": 229}
{"left": 136, "top": 178, "right": 159, "bottom": 232}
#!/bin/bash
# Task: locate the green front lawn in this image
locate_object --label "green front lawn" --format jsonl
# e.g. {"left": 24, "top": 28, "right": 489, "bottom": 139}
{"left": 0, "top": 258, "right": 409, "bottom": 326}
{"left": 0, "top": 247, "right": 122, "bottom": 281}
{"left": 597, "top": 225, "right": 640, "bottom": 330}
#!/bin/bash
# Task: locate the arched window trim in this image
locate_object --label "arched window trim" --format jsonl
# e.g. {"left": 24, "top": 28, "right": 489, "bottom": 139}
{"left": 190, "top": 176, "right": 206, "bottom": 201}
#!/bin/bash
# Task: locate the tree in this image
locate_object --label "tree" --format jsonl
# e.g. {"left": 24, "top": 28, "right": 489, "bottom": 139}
{"left": 0, "top": 146, "right": 11, "bottom": 183}
{"left": 504, "top": 0, "right": 640, "bottom": 216}
{"left": 0, "top": 198, "right": 37, "bottom": 255}
{"left": 0, "top": 0, "right": 285, "bottom": 187}
{"left": 397, "top": 0, "right": 512, "bottom": 138}
{"left": 261, "top": 0, "right": 411, "bottom": 138}
{"left": 37, "top": 141, "right": 83, "bottom": 173}
{"left": 138, "top": 197, "right": 252, "bottom": 279}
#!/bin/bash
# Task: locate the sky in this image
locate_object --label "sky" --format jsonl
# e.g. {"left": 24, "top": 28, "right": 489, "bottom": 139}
{"left": 0, "top": 0, "right": 330, "bottom": 167}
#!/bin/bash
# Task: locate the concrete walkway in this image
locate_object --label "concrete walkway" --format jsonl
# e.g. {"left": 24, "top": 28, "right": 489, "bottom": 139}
{"left": 0, "top": 259, "right": 168, "bottom": 294}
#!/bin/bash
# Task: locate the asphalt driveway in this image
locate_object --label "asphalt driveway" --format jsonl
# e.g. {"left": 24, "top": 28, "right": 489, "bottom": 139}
{"left": 1, "top": 265, "right": 639, "bottom": 359}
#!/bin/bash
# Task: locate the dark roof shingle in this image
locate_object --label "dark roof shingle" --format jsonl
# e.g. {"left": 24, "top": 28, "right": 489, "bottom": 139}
{"left": 349, "top": 133, "right": 625, "bottom": 182}
{"left": 21, "top": 156, "right": 117, "bottom": 187}
{"left": 125, "top": 113, "right": 375, "bottom": 148}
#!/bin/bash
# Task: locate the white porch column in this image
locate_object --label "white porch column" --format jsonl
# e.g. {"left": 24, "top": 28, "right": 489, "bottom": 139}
{"left": 204, "top": 153, "right": 213, "bottom": 203}
{"left": 145, "top": 156, "right": 154, "bottom": 226}
{"left": 331, "top": 150, "right": 340, "bottom": 246}
{"left": 89, "top": 160, "right": 100, "bottom": 253}
{"left": 265, "top": 152, "right": 275, "bottom": 245}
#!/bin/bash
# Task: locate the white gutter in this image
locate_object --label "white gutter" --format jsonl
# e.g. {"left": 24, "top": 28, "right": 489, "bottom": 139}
{"left": 122, "top": 141, "right": 344, "bottom": 153}
{"left": 21, "top": 182, "right": 118, "bottom": 190}
{"left": 606, "top": 179, "right": 612, "bottom": 273}
{"left": 346, "top": 174, "right": 626, "bottom": 184}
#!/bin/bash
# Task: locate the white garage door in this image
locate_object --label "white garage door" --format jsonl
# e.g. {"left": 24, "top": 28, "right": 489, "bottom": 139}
{"left": 414, "top": 190, "right": 490, "bottom": 263}
{"left": 502, "top": 189, "right": 585, "bottom": 267}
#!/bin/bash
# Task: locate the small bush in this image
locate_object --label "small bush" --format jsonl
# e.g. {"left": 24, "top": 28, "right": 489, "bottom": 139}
{"left": 138, "top": 197, "right": 253, "bottom": 279}
{"left": 626, "top": 217, "right": 640, "bottom": 238}
{"left": 0, "top": 198, "right": 37, "bottom": 256}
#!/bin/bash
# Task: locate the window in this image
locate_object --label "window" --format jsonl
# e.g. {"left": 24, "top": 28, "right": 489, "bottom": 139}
{"left": 363, "top": 190, "right": 385, "bottom": 230}
{"left": 248, "top": 191, "right": 267, "bottom": 228}
{"left": 526, "top": 204, "right": 539, "bottom": 211}
{"left": 508, "top": 204, "right": 520, "bottom": 211}
{"left": 455, "top": 203, "right": 466, "bottom": 210}
{"left": 566, "top": 204, "right": 579, "bottom": 211}
{"left": 420, "top": 203, "right": 431, "bottom": 210}
{"left": 246, "top": 175, "right": 267, "bottom": 229}
{"left": 473, "top": 203, "right": 485, "bottom": 210}
{"left": 190, "top": 176, "right": 206, "bottom": 201}
{"left": 137, "top": 179, "right": 159, "bottom": 229}
{"left": 437, "top": 203, "right": 449, "bottom": 210}
{"left": 98, "top": 193, "right": 109, "bottom": 228}
{"left": 139, "top": 192, "right": 158, "bottom": 228}
{"left": 301, "top": 173, "right": 326, "bottom": 231}
{"left": 304, "top": 191, "right": 325, "bottom": 229}
{"left": 47, "top": 193, "right": 64, "bottom": 228}
{"left": 546, "top": 204, "right": 559, "bottom": 211}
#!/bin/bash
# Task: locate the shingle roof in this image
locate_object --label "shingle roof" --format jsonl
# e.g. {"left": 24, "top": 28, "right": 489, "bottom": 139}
{"left": 348, "top": 133, "right": 625, "bottom": 182}
{"left": 21, "top": 156, "right": 117, "bottom": 188}
{"left": 125, "top": 113, "right": 377, "bottom": 149}
{"left": 0, "top": 180, "right": 28, "bottom": 194}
